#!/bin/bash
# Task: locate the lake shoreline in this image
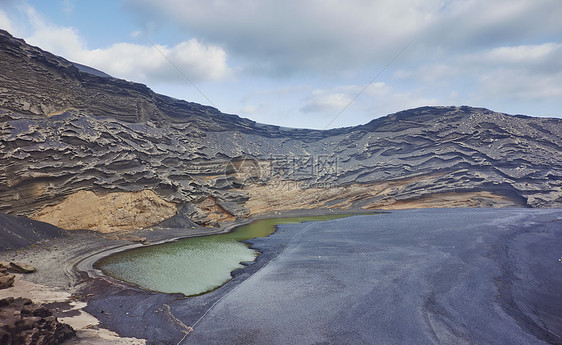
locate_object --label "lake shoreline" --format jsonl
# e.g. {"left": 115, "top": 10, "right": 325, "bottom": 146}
{"left": 95, "top": 213, "right": 359, "bottom": 297}
{"left": 4, "top": 207, "right": 557, "bottom": 344}
{"left": 185, "top": 208, "right": 562, "bottom": 345}
{"left": 0, "top": 207, "right": 381, "bottom": 343}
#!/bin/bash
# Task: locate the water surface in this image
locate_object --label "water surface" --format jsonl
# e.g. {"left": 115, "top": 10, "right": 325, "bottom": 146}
{"left": 96, "top": 214, "right": 352, "bottom": 296}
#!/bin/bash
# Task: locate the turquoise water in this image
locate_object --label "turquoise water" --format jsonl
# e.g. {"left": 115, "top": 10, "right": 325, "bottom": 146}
{"left": 95, "top": 214, "right": 353, "bottom": 296}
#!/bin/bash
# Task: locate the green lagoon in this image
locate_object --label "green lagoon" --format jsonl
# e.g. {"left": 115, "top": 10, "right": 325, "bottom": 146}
{"left": 95, "top": 214, "right": 352, "bottom": 296}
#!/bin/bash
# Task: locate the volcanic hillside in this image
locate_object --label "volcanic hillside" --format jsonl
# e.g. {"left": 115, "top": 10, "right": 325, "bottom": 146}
{"left": 0, "top": 29, "right": 561, "bottom": 232}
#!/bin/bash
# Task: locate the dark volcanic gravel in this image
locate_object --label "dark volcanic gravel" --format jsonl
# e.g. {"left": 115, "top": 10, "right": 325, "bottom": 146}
{"left": 0, "top": 213, "right": 66, "bottom": 251}
{"left": 85, "top": 208, "right": 562, "bottom": 345}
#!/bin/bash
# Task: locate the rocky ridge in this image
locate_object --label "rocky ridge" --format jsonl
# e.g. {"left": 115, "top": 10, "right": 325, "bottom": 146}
{"left": 0, "top": 29, "right": 561, "bottom": 232}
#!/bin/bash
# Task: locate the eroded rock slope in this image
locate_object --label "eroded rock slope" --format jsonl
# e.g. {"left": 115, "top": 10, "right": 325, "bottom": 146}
{"left": 1, "top": 30, "right": 561, "bottom": 232}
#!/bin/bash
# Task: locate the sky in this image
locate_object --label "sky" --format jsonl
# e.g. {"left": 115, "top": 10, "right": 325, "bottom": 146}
{"left": 1, "top": 0, "right": 561, "bottom": 129}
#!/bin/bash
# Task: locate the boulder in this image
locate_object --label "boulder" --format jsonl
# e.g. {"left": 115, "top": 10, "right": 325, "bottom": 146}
{"left": 120, "top": 235, "right": 149, "bottom": 245}
{"left": 0, "top": 297, "right": 75, "bottom": 345}
{"left": 180, "top": 203, "right": 212, "bottom": 225}
{"left": 0, "top": 273, "right": 15, "bottom": 289}
{"left": 9, "top": 262, "right": 36, "bottom": 274}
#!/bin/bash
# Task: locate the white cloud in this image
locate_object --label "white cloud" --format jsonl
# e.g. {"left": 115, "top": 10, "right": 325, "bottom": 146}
{"left": 382, "top": 92, "right": 440, "bottom": 113}
{"left": 79, "top": 40, "right": 230, "bottom": 83}
{"left": 242, "top": 105, "right": 258, "bottom": 114}
{"left": 3, "top": 1, "right": 562, "bottom": 126}
{"left": 477, "top": 69, "right": 562, "bottom": 101}
{"left": 298, "top": 82, "right": 439, "bottom": 127}
{"left": 25, "top": 6, "right": 86, "bottom": 56}
{"left": 301, "top": 89, "right": 352, "bottom": 114}
{"left": 59, "top": 0, "right": 75, "bottom": 14}
{"left": 422, "top": 0, "right": 562, "bottom": 51}
{"left": 0, "top": 9, "right": 16, "bottom": 34}
{"left": 394, "top": 64, "right": 461, "bottom": 86}
{"left": 123, "top": 0, "right": 444, "bottom": 75}
{"left": 473, "top": 43, "right": 562, "bottom": 75}
{"left": 484, "top": 43, "right": 561, "bottom": 63}
{"left": 362, "top": 82, "right": 392, "bottom": 98}
{"left": 459, "top": 43, "right": 562, "bottom": 102}
{"left": 14, "top": 5, "right": 231, "bottom": 83}
{"left": 389, "top": 41, "right": 562, "bottom": 114}
{"left": 124, "top": 0, "right": 562, "bottom": 77}
{"left": 301, "top": 83, "right": 393, "bottom": 115}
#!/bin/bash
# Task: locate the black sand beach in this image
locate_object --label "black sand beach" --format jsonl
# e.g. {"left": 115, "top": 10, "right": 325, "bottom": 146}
{"left": 78, "top": 208, "right": 562, "bottom": 344}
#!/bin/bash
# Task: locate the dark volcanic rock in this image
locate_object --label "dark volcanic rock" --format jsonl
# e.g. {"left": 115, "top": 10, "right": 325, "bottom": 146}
{"left": 0, "top": 272, "right": 15, "bottom": 289}
{"left": 0, "top": 297, "right": 75, "bottom": 345}
{"left": 0, "top": 29, "right": 561, "bottom": 229}
{"left": 8, "top": 262, "right": 36, "bottom": 273}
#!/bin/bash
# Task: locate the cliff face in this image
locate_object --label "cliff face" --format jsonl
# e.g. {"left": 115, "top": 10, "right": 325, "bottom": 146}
{"left": 1, "top": 30, "right": 561, "bottom": 232}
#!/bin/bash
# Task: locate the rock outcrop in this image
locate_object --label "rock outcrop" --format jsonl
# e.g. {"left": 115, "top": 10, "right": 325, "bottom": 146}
{"left": 8, "top": 262, "right": 36, "bottom": 274}
{"left": 0, "top": 297, "right": 75, "bottom": 345}
{"left": 31, "top": 190, "right": 177, "bottom": 233}
{"left": 0, "top": 263, "right": 15, "bottom": 289}
{"left": 0, "top": 262, "right": 35, "bottom": 289}
{"left": 0, "top": 29, "right": 561, "bottom": 232}
{"left": 0, "top": 274, "right": 14, "bottom": 289}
